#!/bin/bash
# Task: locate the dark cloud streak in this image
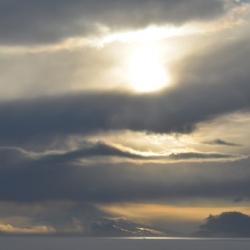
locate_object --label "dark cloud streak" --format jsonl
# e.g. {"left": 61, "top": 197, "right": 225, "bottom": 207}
{"left": 0, "top": 82, "right": 249, "bottom": 147}
{"left": 0, "top": 0, "right": 228, "bottom": 45}
{"left": 204, "top": 139, "right": 242, "bottom": 147}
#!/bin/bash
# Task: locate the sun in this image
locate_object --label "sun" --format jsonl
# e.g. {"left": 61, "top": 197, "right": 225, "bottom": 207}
{"left": 127, "top": 44, "right": 170, "bottom": 93}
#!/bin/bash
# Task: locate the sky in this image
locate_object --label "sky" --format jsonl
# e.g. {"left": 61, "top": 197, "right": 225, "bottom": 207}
{"left": 0, "top": 0, "right": 250, "bottom": 237}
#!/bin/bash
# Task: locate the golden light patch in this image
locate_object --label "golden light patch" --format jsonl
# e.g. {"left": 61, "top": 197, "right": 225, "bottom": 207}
{"left": 0, "top": 224, "right": 55, "bottom": 234}
{"left": 100, "top": 203, "right": 250, "bottom": 223}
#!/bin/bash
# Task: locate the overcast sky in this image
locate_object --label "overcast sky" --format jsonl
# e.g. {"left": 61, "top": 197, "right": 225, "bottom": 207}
{"left": 0, "top": 0, "right": 250, "bottom": 237}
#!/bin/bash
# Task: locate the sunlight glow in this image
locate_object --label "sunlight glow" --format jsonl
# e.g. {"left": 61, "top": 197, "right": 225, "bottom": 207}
{"left": 127, "top": 44, "right": 170, "bottom": 93}
{"left": 98, "top": 25, "right": 202, "bottom": 46}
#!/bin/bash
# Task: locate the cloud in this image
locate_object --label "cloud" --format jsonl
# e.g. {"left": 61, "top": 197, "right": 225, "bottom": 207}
{"left": 0, "top": 142, "right": 240, "bottom": 169}
{"left": 197, "top": 212, "right": 250, "bottom": 237}
{"left": 0, "top": 147, "right": 32, "bottom": 166}
{"left": 167, "top": 152, "right": 239, "bottom": 161}
{"left": 0, "top": 145, "right": 249, "bottom": 236}
{"left": 0, "top": 0, "right": 232, "bottom": 45}
{"left": 0, "top": 0, "right": 249, "bottom": 238}
{"left": 0, "top": 201, "right": 104, "bottom": 235}
{"left": 0, "top": 146, "right": 249, "bottom": 203}
{"left": 0, "top": 224, "right": 55, "bottom": 235}
{"left": 39, "top": 143, "right": 242, "bottom": 162}
{"left": 0, "top": 201, "right": 165, "bottom": 236}
{"left": 0, "top": 86, "right": 249, "bottom": 148}
{"left": 204, "top": 139, "right": 242, "bottom": 147}
{"left": 0, "top": 32, "right": 250, "bottom": 147}
{"left": 38, "top": 142, "right": 146, "bottom": 162}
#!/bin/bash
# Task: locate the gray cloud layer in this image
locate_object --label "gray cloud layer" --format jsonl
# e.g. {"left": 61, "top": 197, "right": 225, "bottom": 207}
{"left": 0, "top": 146, "right": 249, "bottom": 203}
{"left": 0, "top": 0, "right": 229, "bottom": 45}
{"left": 0, "top": 82, "right": 249, "bottom": 147}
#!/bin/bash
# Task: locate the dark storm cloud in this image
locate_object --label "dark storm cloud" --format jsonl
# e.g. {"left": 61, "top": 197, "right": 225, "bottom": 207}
{"left": 204, "top": 139, "right": 242, "bottom": 147}
{"left": 197, "top": 212, "right": 250, "bottom": 237}
{"left": 0, "top": 146, "right": 250, "bottom": 203}
{"left": 0, "top": 0, "right": 229, "bottom": 45}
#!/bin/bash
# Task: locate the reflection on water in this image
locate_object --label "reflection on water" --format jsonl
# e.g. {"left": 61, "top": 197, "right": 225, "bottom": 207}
{"left": 103, "top": 237, "right": 250, "bottom": 240}
{"left": 0, "top": 237, "right": 250, "bottom": 250}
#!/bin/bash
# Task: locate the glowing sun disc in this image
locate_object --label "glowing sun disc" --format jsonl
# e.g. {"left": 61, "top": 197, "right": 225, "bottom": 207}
{"left": 127, "top": 45, "right": 170, "bottom": 93}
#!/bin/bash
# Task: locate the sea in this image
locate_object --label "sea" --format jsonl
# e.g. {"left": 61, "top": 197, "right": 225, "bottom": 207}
{"left": 1, "top": 237, "right": 250, "bottom": 250}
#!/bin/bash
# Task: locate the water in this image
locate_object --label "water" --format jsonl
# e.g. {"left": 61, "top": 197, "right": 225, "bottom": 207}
{"left": 1, "top": 237, "right": 250, "bottom": 250}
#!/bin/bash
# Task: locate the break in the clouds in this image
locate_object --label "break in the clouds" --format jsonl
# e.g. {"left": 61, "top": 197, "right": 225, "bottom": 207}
{"left": 0, "top": 0, "right": 250, "bottom": 237}
{"left": 0, "top": 0, "right": 234, "bottom": 45}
